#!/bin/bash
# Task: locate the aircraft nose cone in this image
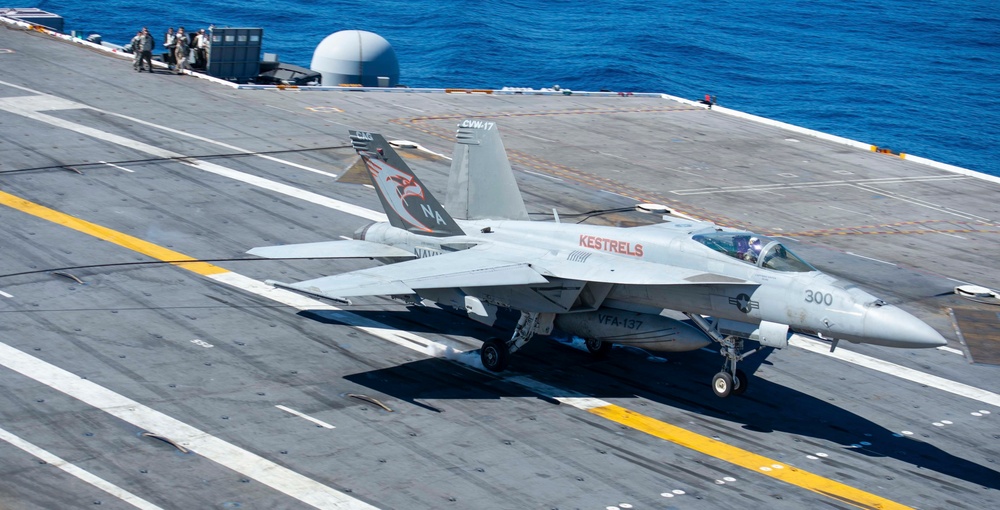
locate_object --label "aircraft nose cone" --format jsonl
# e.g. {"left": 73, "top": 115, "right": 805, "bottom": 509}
{"left": 863, "top": 305, "right": 947, "bottom": 348}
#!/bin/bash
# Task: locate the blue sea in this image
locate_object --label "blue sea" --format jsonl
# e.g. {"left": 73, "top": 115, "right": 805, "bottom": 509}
{"left": 37, "top": 0, "right": 1000, "bottom": 176}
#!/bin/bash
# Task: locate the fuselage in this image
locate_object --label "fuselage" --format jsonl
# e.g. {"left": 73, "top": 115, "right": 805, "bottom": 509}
{"left": 355, "top": 218, "right": 947, "bottom": 350}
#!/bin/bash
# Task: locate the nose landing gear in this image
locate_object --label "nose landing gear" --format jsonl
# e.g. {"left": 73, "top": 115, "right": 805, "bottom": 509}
{"left": 686, "top": 313, "right": 761, "bottom": 398}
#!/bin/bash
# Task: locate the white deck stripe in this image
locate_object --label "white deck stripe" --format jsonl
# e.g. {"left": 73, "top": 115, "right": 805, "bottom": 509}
{"left": 671, "top": 175, "right": 965, "bottom": 195}
{"left": 275, "top": 405, "right": 336, "bottom": 429}
{"left": 507, "top": 376, "right": 610, "bottom": 410}
{"left": 0, "top": 426, "right": 164, "bottom": 510}
{"left": 790, "top": 335, "right": 1000, "bottom": 408}
{"left": 0, "top": 343, "right": 378, "bottom": 510}
{"left": 100, "top": 160, "right": 134, "bottom": 173}
{"left": 936, "top": 345, "right": 964, "bottom": 355}
{"left": 100, "top": 110, "right": 343, "bottom": 178}
{"left": 845, "top": 252, "right": 897, "bottom": 266}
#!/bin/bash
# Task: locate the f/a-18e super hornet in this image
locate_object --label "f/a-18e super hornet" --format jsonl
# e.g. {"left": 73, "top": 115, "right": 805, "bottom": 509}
{"left": 249, "top": 120, "right": 947, "bottom": 397}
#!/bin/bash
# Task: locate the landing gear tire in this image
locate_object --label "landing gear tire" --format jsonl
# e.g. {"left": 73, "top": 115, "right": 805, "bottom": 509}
{"left": 584, "top": 337, "right": 612, "bottom": 358}
{"left": 712, "top": 371, "right": 734, "bottom": 398}
{"left": 731, "top": 369, "right": 748, "bottom": 396}
{"left": 481, "top": 337, "right": 510, "bottom": 372}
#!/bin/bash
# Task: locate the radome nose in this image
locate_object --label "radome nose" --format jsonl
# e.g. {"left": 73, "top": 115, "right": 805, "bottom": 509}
{"left": 863, "top": 305, "right": 948, "bottom": 348}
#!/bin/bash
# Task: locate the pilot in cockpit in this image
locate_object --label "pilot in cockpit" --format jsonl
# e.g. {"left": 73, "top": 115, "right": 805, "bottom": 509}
{"left": 744, "top": 236, "right": 762, "bottom": 264}
{"left": 735, "top": 235, "right": 749, "bottom": 258}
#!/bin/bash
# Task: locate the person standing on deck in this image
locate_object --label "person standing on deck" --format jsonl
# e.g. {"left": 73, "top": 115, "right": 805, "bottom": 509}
{"left": 194, "top": 29, "right": 209, "bottom": 69}
{"left": 163, "top": 27, "right": 176, "bottom": 70}
{"left": 129, "top": 30, "right": 142, "bottom": 71}
{"left": 173, "top": 27, "right": 191, "bottom": 74}
{"left": 136, "top": 28, "right": 155, "bottom": 72}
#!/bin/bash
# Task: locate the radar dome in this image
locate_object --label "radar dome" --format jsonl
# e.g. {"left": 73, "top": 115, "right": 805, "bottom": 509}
{"left": 310, "top": 30, "right": 399, "bottom": 87}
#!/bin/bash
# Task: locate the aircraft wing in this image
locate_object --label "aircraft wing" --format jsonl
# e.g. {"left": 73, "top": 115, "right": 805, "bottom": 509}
{"left": 531, "top": 250, "right": 753, "bottom": 286}
{"left": 267, "top": 247, "right": 551, "bottom": 299}
{"left": 248, "top": 240, "right": 416, "bottom": 260}
{"left": 267, "top": 241, "right": 755, "bottom": 304}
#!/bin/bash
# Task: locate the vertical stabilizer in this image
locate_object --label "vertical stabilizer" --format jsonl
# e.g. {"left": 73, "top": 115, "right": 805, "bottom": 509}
{"left": 445, "top": 120, "right": 530, "bottom": 221}
{"left": 349, "top": 130, "right": 465, "bottom": 237}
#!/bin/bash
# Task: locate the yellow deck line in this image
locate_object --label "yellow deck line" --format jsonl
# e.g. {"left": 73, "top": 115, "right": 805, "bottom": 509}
{"left": 1, "top": 188, "right": 912, "bottom": 509}
{"left": 588, "top": 404, "right": 911, "bottom": 510}
{"left": 0, "top": 190, "right": 227, "bottom": 276}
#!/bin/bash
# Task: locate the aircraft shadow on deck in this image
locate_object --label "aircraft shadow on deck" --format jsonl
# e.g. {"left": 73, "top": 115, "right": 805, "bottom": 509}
{"left": 299, "top": 305, "right": 495, "bottom": 338}
{"left": 322, "top": 308, "right": 999, "bottom": 493}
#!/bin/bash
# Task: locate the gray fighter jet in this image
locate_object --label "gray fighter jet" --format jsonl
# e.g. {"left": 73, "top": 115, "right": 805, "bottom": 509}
{"left": 249, "top": 120, "right": 947, "bottom": 397}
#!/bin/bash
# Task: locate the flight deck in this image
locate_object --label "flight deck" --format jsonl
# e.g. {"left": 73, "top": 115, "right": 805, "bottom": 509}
{"left": 0, "top": 21, "right": 997, "bottom": 510}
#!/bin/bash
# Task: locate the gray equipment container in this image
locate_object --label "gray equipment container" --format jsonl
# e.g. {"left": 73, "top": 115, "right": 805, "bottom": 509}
{"left": 206, "top": 27, "right": 262, "bottom": 83}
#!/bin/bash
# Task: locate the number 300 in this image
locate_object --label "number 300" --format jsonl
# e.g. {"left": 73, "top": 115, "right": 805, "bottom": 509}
{"left": 805, "top": 290, "right": 833, "bottom": 306}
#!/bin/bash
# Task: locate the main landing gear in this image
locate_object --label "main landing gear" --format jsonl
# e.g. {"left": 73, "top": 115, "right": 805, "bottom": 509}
{"left": 584, "top": 337, "right": 613, "bottom": 358}
{"left": 685, "top": 313, "right": 762, "bottom": 398}
{"left": 480, "top": 337, "right": 510, "bottom": 372}
{"left": 480, "top": 311, "right": 553, "bottom": 372}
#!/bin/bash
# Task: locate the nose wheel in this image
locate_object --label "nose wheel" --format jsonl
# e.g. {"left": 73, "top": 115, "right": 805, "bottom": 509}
{"left": 712, "top": 372, "right": 733, "bottom": 397}
{"left": 712, "top": 368, "right": 748, "bottom": 398}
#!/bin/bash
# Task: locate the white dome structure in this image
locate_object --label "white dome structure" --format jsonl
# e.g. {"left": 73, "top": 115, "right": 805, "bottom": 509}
{"left": 310, "top": 30, "right": 399, "bottom": 87}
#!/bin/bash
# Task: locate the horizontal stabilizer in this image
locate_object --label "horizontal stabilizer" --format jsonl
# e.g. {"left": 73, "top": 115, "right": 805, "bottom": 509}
{"left": 269, "top": 278, "right": 415, "bottom": 299}
{"left": 247, "top": 240, "right": 416, "bottom": 260}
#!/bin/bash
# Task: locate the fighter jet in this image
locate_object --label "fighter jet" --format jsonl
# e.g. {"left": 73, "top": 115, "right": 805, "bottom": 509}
{"left": 249, "top": 120, "right": 947, "bottom": 397}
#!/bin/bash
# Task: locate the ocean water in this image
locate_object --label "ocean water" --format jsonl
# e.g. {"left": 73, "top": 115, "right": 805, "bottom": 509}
{"left": 35, "top": 0, "right": 1000, "bottom": 176}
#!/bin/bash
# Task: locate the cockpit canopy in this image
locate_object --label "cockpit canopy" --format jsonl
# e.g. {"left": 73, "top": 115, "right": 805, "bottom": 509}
{"left": 692, "top": 232, "right": 815, "bottom": 272}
